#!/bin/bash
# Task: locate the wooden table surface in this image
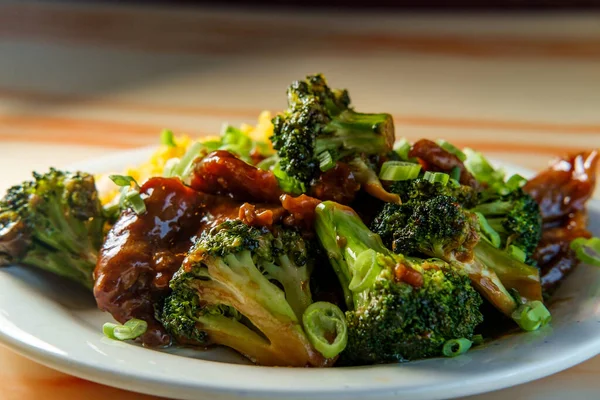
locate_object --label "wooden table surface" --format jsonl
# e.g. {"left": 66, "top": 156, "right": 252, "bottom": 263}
{"left": 0, "top": 2, "right": 599, "bottom": 399}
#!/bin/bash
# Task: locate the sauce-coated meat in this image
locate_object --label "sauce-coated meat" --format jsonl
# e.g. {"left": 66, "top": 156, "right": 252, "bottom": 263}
{"left": 309, "top": 162, "right": 360, "bottom": 205}
{"left": 94, "top": 177, "right": 205, "bottom": 347}
{"left": 409, "top": 139, "right": 479, "bottom": 188}
{"left": 524, "top": 151, "right": 599, "bottom": 293}
{"left": 191, "top": 150, "right": 283, "bottom": 203}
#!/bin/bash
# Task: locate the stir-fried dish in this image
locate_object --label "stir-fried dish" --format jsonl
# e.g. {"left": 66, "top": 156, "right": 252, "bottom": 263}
{"left": 0, "top": 74, "right": 599, "bottom": 367}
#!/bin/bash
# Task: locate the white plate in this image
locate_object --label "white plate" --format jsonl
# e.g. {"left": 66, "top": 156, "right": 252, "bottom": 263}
{"left": 0, "top": 148, "right": 599, "bottom": 400}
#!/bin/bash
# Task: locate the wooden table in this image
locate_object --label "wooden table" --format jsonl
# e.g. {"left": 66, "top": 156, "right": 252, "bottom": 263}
{"left": 0, "top": 2, "right": 599, "bottom": 399}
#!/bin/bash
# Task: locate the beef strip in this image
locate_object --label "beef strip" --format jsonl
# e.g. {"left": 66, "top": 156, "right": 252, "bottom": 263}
{"left": 524, "top": 150, "right": 599, "bottom": 293}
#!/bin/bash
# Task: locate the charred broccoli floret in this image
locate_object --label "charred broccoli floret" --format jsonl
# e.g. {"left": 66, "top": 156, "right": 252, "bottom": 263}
{"left": 158, "top": 220, "right": 347, "bottom": 367}
{"left": 271, "top": 74, "right": 395, "bottom": 187}
{"left": 0, "top": 169, "right": 106, "bottom": 289}
{"left": 315, "top": 201, "right": 483, "bottom": 365}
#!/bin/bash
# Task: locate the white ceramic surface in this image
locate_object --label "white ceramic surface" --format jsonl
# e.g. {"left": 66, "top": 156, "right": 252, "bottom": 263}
{"left": 0, "top": 149, "right": 599, "bottom": 400}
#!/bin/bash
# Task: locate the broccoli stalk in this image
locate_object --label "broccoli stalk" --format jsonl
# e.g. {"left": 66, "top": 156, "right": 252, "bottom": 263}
{"left": 158, "top": 221, "right": 347, "bottom": 367}
{"left": 315, "top": 201, "right": 483, "bottom": 365}
{"left": 0, "top": 169, "right": 107, "bottom": 289}
{"left": 271, "top": 74, "right": 394, "bottom": 187}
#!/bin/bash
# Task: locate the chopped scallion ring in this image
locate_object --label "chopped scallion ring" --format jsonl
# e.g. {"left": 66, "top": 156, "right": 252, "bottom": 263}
{"left": 318, "top": 151, "right": 335, "bottom": 172}
{"left": 512, "top": 300, "right": 551, "bottom": 331}
{"left": 393, "top": 138, "right": 414, "bottom": 161}
{"left": 505, "top": 174, "right": 527, "bottom": 192}
{"left": 450, "top": 166, "right": 461, "bottom": 182}
{"left": 570, "top": 237, "right": 600, "bottom": 267}
{"left": 379, "top": 161, "right": 421, "bottom": 181}
{"left": 302, "top": 302, "right": 348, "bottom": 359}
{"left": 423, "top": 171, "right": 450, "bottom": 186}
{"left": 103, "top": 318, "right": 148, "bottom": 341}
{"left": 508, "top": 245, "right": 527, "bottom": 263}
{"left": 124, "top": 190, "right": 146, "bottom": 215}
{"left": 160, "top": 129, "right": 176, "bottom": 147}
{"left": 442, "top": 338, "right": 472, "bottom": 357}
{"left": 436, "top": 139, "right": 466, "bottom": 162}
{"left": 475, "top": 212, "right": 501, "bottom": 248}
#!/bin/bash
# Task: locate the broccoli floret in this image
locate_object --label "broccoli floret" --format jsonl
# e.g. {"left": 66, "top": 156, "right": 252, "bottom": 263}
{"left": 0, "top": 169, "right": 106, "bottom": 289}
{"left": 371, "top": 194, "right": 480, "bottom": 262}
{"left": 271, "top": 74, "right": 395, "bottom": 187}
{"left": 158, "top": 220, "right": 346, "bottom": 367}
{"left": 472, "top": 188, "right": 542, "bottom": 265}
{"left": 314, "top": 201, "right": 483, "bottom": 365}
{"left": 370, "top": 178, "right": 548, "bottom": 330}
{"left": 390, "top": 178, "right": 479, "bottom": 208}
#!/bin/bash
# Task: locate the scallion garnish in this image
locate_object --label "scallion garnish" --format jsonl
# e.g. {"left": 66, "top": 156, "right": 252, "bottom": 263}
{"left": 318, "top": 151, "right": 335, "bottom": 172}
{"left": 512, "top": 300, "right": 551, "bottom": 331}
{"left": 103, "top": 318, "right": 148, "bottom": 341}
{"left": 508, "top": 245, "right": 527, "bottom": 263}
{"left": 393, "top": 138, "right": 413, "bottom": 161}
{"left": 160, "top": 129, "right": 176, "bottom": 147}
{"left": 109, "top": 175, "right": 146, "bottom": 215}
{"left": 109, "top": 174, "right": 139, "bottom": 189}
{"left": 442, "top": 338, "right": 472, "bottom": 357}
{"left": 475, "top": 212, "right": 501, "bottom": 248}
{"left": 379, "top": 161, "right": 421, "bottom": 181}
{"left": 505, "top": 174, "right": 527, "bottom": 192}
{"left": 302, "top": 302, "right": 348, "bottom": 359}
{"left": 450, "top": 166, "right": 461, "bottom": 182}
{"left": 124, "top": 190, "right": 146, "bottom": 215}
{"left": 423, "top": 171, "right": 450, "bottom": 186}
{"left": 570, "top": 237, "right": 600, "bottom": 267}
{"left": 437, "top": 139, "right": 466, "bottom": 162}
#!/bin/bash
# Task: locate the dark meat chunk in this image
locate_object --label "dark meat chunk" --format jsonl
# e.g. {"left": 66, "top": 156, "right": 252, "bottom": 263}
{"left": 309, "top": 162, "right": 360, "bottom": 205}
{"left": 238, "top": 203, "right": 287, "bottom": 228}
{"left": 280, "top": 194, "right": 322, "bottom": 230}
{"left": 524, "top": 150, "right": 599, "bottom": 293}
{"left": 94, "top": 177, "right": 205, "bottom": 347}
{"left": 525, "top": 150, "right": 598, "bottom": 226}
{"left": 191, "top": 150, "right": 283, "bottom": 203}
{"left": 409, "top": 139, "right": 479, "bottom": 188}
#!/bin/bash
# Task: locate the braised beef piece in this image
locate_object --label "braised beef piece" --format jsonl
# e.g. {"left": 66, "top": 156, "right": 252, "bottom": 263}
{"left": 94, "top": 177, "right": 207, "bottom": 347}
{"left": 409, "top": 139, "right": 479, "bottom": 188}
{"left": 309, "top": 162, "right": 360, "bottom": 205}
{"left": 191, "top": 150, "right": 283, "bottom": 203}
{"left": 524, "top": 150, "right": 599, "bottom": 293}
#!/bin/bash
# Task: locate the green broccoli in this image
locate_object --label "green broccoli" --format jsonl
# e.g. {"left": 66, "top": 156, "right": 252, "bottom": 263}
{"left": 158, "top": 220, "right": 347, "bottom": 367}
{"left": 370, "top": 177, "right": 548, "bottom": 330}
{"left": 0, "top": 169, "right": 106, "bottom": 289}
{"left": 270, "top": 74, "right": 395, "bottom": 187}
{"left": 314, "top": 201, "right": 483, "bottom": 365}
{"left": 472, "top": 188, "right": 542, "bottom": 265}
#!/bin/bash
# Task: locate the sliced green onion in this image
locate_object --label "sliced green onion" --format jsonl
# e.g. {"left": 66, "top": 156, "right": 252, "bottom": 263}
{"left": 570, "top": 237, "right": 600, "bottom": 267}
{"left": 423, "top": 171, "right": 450, "bottom": 186}
{"left": 302, "top": 302, "right": 348, "bottom": 359}
{"left": 349, "top": 249, "right": 382, "bottom": 292}
{"left": 436, "top": 139, "right": 466, "bottom": 162}
{"left": 318, "top": 151, "right": 335, "bottom": 172}
{"left": 508, "top": 245, "right": 527, "bottom": 263}
{"left": 109, "top": 174, "right": 139, "bottom": 189}
{"left": 443, "top": 338, "right": 472, "bottom": 357}
{"left": 505, "top": 174, "right": 527, "bottom": 192}
{"left": 160, "top": 129, "right": 176, "bottom": 147}
{"left": 450, "top": 166, "right": 461, "bottom": 182}
{"left": 102, "top": 322, "right": 118, "bottom": 340}
{"left": 124, "top": 190, "right": 146, "bottom": 215}
{"left": 379, "top": 161, "right": 421, "bottom": 181}
{"left": 393, "top": 138, "right": 414, "bottom": 161}
{"left": 166, "top": 142, "right": 204, "bottom": 180}
{"left": 475, "top": 212, "right": 502, "bottom": 248}
{"left": 512, "top": 300, "right": 551, "bottom": 331}
{"left": 105, "top": 318, "right": 148, "bottom": 341}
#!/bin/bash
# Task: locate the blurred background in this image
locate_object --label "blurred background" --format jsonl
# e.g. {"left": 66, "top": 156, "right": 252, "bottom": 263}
{"left": 0, "top": 1, "right": 599, "bottom": 399}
